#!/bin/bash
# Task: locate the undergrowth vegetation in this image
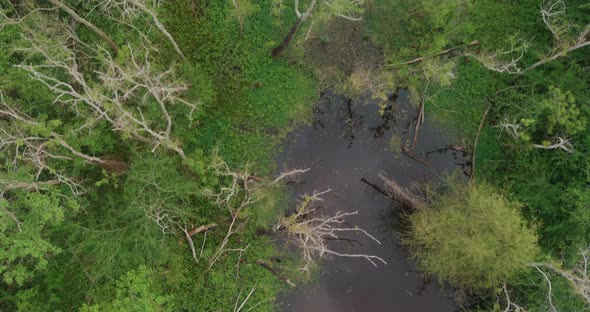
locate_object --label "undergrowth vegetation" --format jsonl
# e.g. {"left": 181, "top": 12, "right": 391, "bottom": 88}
{"left": 0, "top": 1, "right": 316, "bottom": 311}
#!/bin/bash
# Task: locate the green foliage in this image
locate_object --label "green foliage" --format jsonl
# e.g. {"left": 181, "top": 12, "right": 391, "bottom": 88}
{"left": 407, "top": 180, "right": 539, "bottom": 290}
{"left": 367, "top": 1, "right": 590, "bottom": 308}
{"left": 364, "top": 0, "right": 477, "bottom": 103}
{"left": 228, "top": 0, "right": 260, "bottom": 31}
{"left": 0, "top": 191, "right": 66, "bottom": 286}
{"left": 162, "top": 0, "right": 316, "bottom": 169}
{"left": 367, "top": 0, "right": 473, "bottom": 60}
{"left": 542, "top": 86, "right": 587, "bottom": 136}
{"left": 0, "top": 1, "right": 320, "bottom": 311}
{"left": 80, "top": 266, "right": 175, "bottom": 312}
{"left": 505, "top": 269, "right": 590, "bottom": 312}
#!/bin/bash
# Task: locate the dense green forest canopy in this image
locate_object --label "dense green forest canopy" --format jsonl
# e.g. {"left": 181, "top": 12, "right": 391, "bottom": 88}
{"left": 0, "top": 0, "right": 589, "bottom": 311}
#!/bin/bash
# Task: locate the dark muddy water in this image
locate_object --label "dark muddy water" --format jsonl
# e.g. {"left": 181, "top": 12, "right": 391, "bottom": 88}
{"left": 277, "top": 90, "right": 465, "bottom": 312}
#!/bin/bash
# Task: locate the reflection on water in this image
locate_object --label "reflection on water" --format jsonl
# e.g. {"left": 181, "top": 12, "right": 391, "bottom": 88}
{"left": 277, "top": 90, "right": 463, "bottom": 312}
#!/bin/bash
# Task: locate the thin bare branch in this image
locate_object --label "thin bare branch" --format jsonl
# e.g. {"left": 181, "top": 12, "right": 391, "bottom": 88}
{"left": 48, "top": 0, "right": 119, "bottom": 55}
{"left": 531, "top": 265, "right": 558, "bottom": 312}
{"left": 272, "top": 168, "right": 310, "bottom": 185}
{"left": 180, "top": 224, "right": 199, "bottom": 263}
{"left": 277, "top": 189, "right": 386, "bottom": 271}
{"left": 531, "top": 137, "right": 574, "bottom": 153}
{"left": 529, "top": 245, "right": 590, "bottom": 307}
{"left": 498, "top": 283, "right": 525, "bottom": 312}
{"left": 234, "top": 283, "right": 257, "bottom": 312}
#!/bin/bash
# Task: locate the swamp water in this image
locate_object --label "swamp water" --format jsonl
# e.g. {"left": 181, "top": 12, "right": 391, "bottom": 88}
{"left": 277, "top": 90, "right": 466, "bottom": 311}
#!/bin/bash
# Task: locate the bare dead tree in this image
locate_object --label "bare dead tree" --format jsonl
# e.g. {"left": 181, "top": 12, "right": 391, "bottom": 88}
{"left": 540, "top": 0, "right": 570, "bottom": 43}
{"left": 1, "top": 1, "right": 119, "bottom": 55}
{"left": 180, "top": 224, "right": 199, "bottom": 263}
{"left": 272, "top": 0, "right": 317, "bottom": 57}
{"left": 532, "top": 265, "right": 558, "bottom": 312}
{"left": 0, "top": 96, "right": 93, "bottom": 194}
{"left": 206, "top": 155, "right": 258, "bottom": 215}
{"left": 0, "top": 4, "right": 57, "bottom": 31}
{"left": 92, "top": 0, "right": 186, "bottom": 59}
{"left": 523, "top": 26, "right": 590, "bottom": 73}
{"left": 496, "top": 121, "right": 522, "bottom": 140}
{"left": 14, "top": 20, "right": 196, "bottom": 159}
{"left": 496, "top": 119, "right": 575, "bottom": 153}
{"left": 471, "top": 0, "right": 589, "bottom": 74}
{"left": 206, "top": 156, "right": 258, "bottom": 269}
{"left": 531, "top": 137, "right": 574, "bottom": 153}
{"left": 276, "top": 189, "right": 386, "bottom": 271}
{"left": 388, "top": 40, "right": 480, "bottom": 68}
{"left": 233, "top": 283, "right": 257, "bottom": 312}
{"left": 470, "top": 38, "right": 527, "bottom": 74}
{"left": 521, "top": 1, "right": 589, "bottom": 73}
{"left": 0, "top": 179, "right": 62, "bottom": 192}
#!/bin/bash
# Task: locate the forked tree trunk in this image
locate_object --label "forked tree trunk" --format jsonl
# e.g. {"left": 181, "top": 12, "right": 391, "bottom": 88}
{"left": 272, "top": 17, "right": 303, "bottom": 58}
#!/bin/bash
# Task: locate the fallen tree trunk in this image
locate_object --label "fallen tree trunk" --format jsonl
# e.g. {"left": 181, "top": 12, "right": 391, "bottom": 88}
{"left": 256, "top": 259, "right": 296, "bottom": 287}
{"left": 388, "top": 40, "right": 480, "bottom": 67}
{"left": 472, "top": 104, "right": 491, "bottom": 180}
{"left": 424, "top": 145, "right": 469, "bottom": 158}
{"left": 401, "top": 145, "right": 430, "bottom": 167}
{"left": 361, "top": 177, "right": 393, "bottom": 199}
{"left": 361, "top": 175, "right": 425, "bottom": 210}
{"left": 379, "top": 173, "right": 425, "bottom": 210}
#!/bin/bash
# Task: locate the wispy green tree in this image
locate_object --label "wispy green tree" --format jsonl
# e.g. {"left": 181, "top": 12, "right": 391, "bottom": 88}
{"left": 406, "top": 181, "right": 539, "bottom": 291}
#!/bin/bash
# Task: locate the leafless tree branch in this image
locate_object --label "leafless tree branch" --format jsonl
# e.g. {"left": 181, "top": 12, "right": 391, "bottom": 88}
{"left": 531, "top": 265, "right": 558, "bottom": 312}
{"left": 93, "top": 0, "right": 186, "bottom": 59}
{"left": 14, "top": 22, "right": 196, "bottom": 159}
{"left": 531, "top": 137, "right": 574, "bottom": 153}
{"left": 48, "top": 0, "right": 120, "bottom": 54}
{"left": 277, "top": 189, "right": 386, "bottom": 271}
{"left": 498, "top": 283, "right": 526, "bottom": 312}
{"left": 529, "top": 245, "right": 590, "bottom": 307}
{"left": 272, "top": 168, "right": 310, "bottom": 185}
{"left": 470, "top": 39, "right": 527, "bottom": 74}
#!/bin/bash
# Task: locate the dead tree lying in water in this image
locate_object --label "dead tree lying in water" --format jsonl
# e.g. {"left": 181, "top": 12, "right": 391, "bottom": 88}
{"left": 276, "top": 189, "right": 386, "bottom": 271}
{"left": 361, "top": 174, "right": 425, "bottom": 210}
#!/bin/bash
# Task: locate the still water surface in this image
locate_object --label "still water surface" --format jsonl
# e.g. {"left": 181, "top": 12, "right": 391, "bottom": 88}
{"left": 277, "top": 90, "right": 463, "bottom": 312}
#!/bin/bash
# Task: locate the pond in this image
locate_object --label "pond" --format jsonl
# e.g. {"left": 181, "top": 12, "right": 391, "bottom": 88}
{"left": 276, "top": 90, "right": 466, "bottom": 312}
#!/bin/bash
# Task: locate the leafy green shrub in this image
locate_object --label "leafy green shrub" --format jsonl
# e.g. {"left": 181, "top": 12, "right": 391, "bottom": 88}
{"left": 406, "top": 181, "right": 539, "bottom": 290}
